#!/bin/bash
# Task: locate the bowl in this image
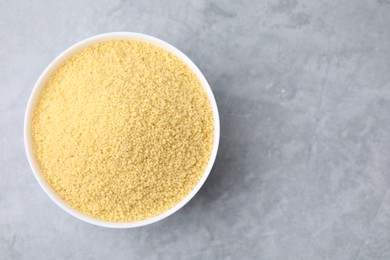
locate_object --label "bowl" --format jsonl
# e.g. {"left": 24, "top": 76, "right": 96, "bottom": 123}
{"left": 24, "top": 32, "right": 220, "bottom": 228}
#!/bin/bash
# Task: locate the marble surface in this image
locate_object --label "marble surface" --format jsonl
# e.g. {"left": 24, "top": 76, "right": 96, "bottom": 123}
{"left": 1, "top": 0, "right": 390, "bottom": 259}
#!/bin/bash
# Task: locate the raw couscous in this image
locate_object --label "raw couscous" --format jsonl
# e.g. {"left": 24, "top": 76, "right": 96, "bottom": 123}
{"left": 32, "top": 40, "right": 214, "bottom": 222}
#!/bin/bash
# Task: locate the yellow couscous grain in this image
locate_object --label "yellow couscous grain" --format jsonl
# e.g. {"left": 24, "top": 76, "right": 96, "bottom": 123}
{"left": 32, "top": 40, "right": 214, "bottom": 222}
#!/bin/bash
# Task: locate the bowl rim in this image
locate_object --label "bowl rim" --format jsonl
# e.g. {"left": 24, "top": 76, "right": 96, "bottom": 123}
{"left": 24, "top": 32, "right": 220, "bottom": 228}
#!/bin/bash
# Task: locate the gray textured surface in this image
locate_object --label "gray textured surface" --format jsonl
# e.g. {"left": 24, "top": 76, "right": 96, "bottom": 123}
{"left": 1, "top": 0, "right": 390, "bottom": 259}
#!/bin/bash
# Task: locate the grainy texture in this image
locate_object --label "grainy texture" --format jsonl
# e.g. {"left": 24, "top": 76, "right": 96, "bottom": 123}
{"left": 1, "top": 0, "right": 390, "bottom": 259}
{"left": 32, "top": 40, "right": 214, "bottom": 222}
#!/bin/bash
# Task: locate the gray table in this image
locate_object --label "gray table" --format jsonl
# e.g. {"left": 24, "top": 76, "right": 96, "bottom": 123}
{"left": 1, "top": 0, "right": 390, "bottom": 259}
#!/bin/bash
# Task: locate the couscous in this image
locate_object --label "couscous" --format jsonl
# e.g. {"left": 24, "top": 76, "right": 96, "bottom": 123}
{"left": 32, "top": 40, "right": 214, "bottom": 222}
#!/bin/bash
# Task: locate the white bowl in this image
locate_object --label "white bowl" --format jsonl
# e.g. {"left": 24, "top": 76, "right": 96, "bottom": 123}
{"left": 24, "top": 32, "right": 220, "bottom": 228}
